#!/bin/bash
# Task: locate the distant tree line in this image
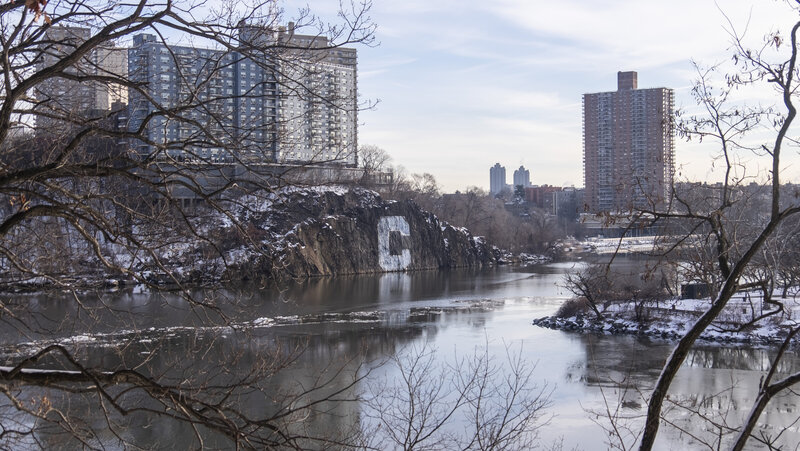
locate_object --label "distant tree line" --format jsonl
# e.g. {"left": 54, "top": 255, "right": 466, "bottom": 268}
{"left": 357, "top": 145, "right": 581, "bottom": 255}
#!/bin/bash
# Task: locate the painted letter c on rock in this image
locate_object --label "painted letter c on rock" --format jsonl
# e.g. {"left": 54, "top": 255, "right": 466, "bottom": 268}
{"left": 377, "top": 216, "right": 412, "bottom": 271}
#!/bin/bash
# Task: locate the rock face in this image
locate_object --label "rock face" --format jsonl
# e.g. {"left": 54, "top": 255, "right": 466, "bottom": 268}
{"left": 0, "top": 187, "right": 502, "bottom": 291}
{"left": 220, "top": 187, "right": 500, "bottom": 282}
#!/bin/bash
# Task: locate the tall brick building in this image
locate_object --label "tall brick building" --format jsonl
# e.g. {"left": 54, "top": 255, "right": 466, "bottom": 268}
{"left": 582, "top": 71, "right": 674, "bottom": 212}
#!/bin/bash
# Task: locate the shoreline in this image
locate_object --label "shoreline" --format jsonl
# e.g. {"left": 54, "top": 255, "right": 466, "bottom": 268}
{"left": 0, "top": 258, "right": 551, "bottom": 295}
{"left": 532, "top": 296, "right": 800, "bottom": 346}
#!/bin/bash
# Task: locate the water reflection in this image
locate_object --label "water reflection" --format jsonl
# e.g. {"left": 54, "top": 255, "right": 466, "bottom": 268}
{"left": 378, "top": 273, "right": 412, "bottom": 303}
{"left": 564, "top": 331, "right": 800, "bottom": 449}
{"left": 1, "top": 264, "right": 799, "bottom": 449}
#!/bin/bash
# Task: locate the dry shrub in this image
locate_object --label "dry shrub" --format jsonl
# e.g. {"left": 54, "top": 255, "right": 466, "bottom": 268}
{"left": 555, "top": 297, "right": 592, "bottom": 318}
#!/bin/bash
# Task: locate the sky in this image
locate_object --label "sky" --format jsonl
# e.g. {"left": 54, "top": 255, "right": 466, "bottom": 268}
{"left": 285, "top": 0, "right": 800, "bottom": 192}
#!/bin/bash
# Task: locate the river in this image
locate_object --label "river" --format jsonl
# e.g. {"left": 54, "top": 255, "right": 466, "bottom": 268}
{"left": 0, "top": 262, "right": 798, "bottom": 449}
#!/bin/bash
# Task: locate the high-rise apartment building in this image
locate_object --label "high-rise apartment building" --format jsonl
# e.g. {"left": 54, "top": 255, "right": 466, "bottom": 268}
{"left": 34, "top": 26, "right": 127, "bottom": 134}
{"left": 127, "top": 34, "right": 244, "bottom": 160}
{"left": 127, "top": 23, "right": 357, "bottom": 164}
{"left": 490, "top": 163, "right": 506, "bottom": 195}
{"left": 513, "top": 165, "right": 531, "bottom": 188}
{"left": 582, "top": 71, "right": 674, "bottom": 212}
{"left": 270, "top": 23, "right": 357, "bottom": 165}
{"left": 92, "top": 46, "right": 128, "bottom": 110}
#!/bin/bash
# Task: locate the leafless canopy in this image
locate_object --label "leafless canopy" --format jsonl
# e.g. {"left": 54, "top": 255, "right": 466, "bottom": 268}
{"left": 0, "top": 0, "right": 376, "bottom": 290}
{"left": 623, "top": 3, "right": 800, "bottom": 449}
{"left": 0, "top": 0, "right": 379, "bottom": 448}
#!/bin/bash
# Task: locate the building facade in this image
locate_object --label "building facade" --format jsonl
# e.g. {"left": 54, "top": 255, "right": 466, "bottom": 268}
{"left": 271, "top": 23, "right": 357, "bottom": 165}
{"left": 93, "top": 45, "right": 128, "bottom": 110}
{"left": 127, "top": 34, "right": 244, "bottom": 161}
{"left": 490, "top": 163, "right": 506, "bottom": 195}
{"left": 34, "top": 26, "right": 127, "bottom": 134}
{"left": 524, "top": 185, "right": 561, "bottom": 212}
{"left": 582, "top": 71, "right": 674, "bottom": 212}
{"left": 513, "top": 165, "right": 531, "bottom": 188}
{"left": 127, "top": 23, "right": 357, "bottom": 164}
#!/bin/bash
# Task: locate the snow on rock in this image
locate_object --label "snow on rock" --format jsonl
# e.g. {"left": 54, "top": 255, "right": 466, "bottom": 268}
{"left": 108, "top": 186, "right": 501, "bottom": 287}
{"left": 534, "top": 290, "right": 800, "bottom": 346}
{"left": 516, "top": 253, "right": 550, "bottom": 265}
{"left": 0, "top": 185, "right": 531, "bottom": 292}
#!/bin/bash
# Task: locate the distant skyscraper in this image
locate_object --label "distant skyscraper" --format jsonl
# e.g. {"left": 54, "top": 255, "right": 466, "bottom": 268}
{"left": 582, "top": 71, "right": 675, "bottom": 212}
{"left": 490, "top": 163, "right": 506, "bottom": 195}
{"left": 513, "top": 166, "right": 530, "bottom": 188}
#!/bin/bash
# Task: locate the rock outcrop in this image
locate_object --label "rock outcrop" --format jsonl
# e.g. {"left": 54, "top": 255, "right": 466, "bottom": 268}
{"left": 1, "top": 187, "right": 503, "bottom": 291}
{"left": 209, "top": 187, "right": 501, "bottom": 282}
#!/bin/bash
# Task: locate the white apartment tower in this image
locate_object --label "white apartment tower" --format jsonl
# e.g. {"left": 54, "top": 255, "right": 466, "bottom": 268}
{"left": 513, "top": 166, "right": 531, "bottom": 188}
{"left": 273, "top": 23, "right": 358, "bottom": 165}
{"left": 490, "top": 163, "right": 506, "bottom": 195}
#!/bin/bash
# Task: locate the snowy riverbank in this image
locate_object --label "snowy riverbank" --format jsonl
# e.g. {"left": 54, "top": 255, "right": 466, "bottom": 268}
{"left": 2, "top": 187, "right": 552, "bottom": 292}
{"left": 534, "top": 291, "right": 800, "bottom": 346}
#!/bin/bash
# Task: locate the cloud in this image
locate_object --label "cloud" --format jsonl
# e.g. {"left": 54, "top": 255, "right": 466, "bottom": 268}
{"left": 290, "top": 0, "right": 800, "bottom": 191}
{"left": 483, "top": 0, "right": 793, "bottom": 62}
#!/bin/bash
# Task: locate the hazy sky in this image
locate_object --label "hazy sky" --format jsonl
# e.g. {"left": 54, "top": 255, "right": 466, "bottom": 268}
{"left": 288, "top": 0, "right": 800, "bottom": 192}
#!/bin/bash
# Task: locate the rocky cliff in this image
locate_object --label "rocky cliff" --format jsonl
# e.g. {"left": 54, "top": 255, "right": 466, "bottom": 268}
{"left": 172, "top": 187, "right": 501, "bottom": 284}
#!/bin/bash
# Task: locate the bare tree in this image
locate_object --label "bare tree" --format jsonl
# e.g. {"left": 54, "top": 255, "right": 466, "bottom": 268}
{"left": 561, "top": 261, "right": 672, "bottom": 322}
{"left": 0, "top": 0, "right": 384, "bottom": 448}
{"left": 1, "top": 0, "right": 377, "bottom": 288}
{"left": 362, "top": 342, "right": 553, "bottom": 451}
{"left": 561, "top": 262, "right": 612, "bottom": 319}
{"left": 629, "top": 5, "right": 800, "bottom": 448}
{"left": 358, "top": 143, "right": 392, "bottom": 186}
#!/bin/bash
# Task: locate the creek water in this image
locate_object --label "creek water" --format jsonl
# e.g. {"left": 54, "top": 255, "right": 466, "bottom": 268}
{"left": 1, "top": 262, "right": 798, "bottom": 449}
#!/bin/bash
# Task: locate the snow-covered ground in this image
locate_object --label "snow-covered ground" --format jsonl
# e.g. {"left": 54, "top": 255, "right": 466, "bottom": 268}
{"left": 534, "top": 290, "right": 800, "bottom": 345}
{"left": 579, "top": 236, "right": 659, "bottom": 254}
